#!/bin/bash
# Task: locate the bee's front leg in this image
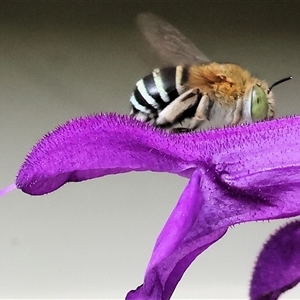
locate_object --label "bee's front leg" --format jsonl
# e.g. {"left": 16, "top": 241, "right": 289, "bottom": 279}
{"left": 185, "top": 94, "right": 210, "bottom": 130}
{"left": 231, "top": 98, "right": 244, "bottom": 125}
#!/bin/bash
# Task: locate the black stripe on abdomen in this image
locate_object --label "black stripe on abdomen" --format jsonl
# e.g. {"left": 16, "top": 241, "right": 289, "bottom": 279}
{"left": 133, "top": 88, "right": 157, "bottom": 112}
{"left": 181, "top": 66, "right": 189, "bottom": 86}
{"left": 159, "top": 67, "right": 180, "bottom": 101}
{"left": 130, "top": 66, "right": 190, "bottom": 115}
{"left": 143, "top": 73, "right": 167, "bottom": 108}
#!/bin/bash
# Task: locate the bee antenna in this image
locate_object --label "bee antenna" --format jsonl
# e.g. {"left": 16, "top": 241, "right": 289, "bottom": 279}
{"left": 269, "top": 76, "right": 293, "bottom": 91}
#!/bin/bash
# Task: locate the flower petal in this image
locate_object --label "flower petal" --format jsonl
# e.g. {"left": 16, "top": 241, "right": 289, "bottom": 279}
{"left": 126, "top": 170, "right": 227, "bottom": 299}
{"left": 16, "top": 113, "right": 197, "bottom": 195}
{"left": 125, "top": 145, "right": 300, "bottom": 299}
{"left": 250, "top": 220, "right": 300, "bottom": 300}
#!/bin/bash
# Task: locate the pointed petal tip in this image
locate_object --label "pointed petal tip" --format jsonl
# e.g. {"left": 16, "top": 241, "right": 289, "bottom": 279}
{"left": 0, "top": 183, "right": 17, "bottom": 197}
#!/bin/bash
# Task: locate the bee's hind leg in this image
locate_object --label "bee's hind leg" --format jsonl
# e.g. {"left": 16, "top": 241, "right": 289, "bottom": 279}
{"left": 156, "top": 88, "right": 203, "bottom": 131}
{"left": 170, "top": 127, "right": 193, "bottom": 133}
{"left": 166, "top": 93, "right": 211, "bottom": 133}
{"left": 130, "top": 108, "right": 157, "bottom": 126}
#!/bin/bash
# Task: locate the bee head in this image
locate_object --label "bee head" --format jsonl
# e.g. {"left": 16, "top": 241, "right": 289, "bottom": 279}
{"left": 248, "top": 76, "right": 292, "bottom": 122}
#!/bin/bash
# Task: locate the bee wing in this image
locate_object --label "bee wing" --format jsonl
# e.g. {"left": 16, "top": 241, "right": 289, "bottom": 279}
{"left": 137, "top": 12, "right": 210, "bottom": 66}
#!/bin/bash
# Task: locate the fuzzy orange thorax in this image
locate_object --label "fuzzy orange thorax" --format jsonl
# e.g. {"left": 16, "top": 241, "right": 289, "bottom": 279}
{"left": 187, "top": 63, "right": 259, "bottom": 106}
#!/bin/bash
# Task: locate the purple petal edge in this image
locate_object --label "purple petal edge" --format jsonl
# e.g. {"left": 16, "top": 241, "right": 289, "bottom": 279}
{"left": 250, "top": 220, "right": 300, "bottom": 300}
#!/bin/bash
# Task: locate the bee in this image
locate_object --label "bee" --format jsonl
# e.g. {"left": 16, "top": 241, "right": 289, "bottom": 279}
{"left": 129, "top": 12, "right": 292, "bottom": 132}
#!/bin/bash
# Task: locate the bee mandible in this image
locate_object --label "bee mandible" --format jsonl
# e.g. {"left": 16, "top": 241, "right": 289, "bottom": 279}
{"left": 129, "top": 12, "right": 292, "bottom": 132}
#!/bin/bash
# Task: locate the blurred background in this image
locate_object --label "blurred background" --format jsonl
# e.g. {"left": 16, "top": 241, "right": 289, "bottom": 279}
{"left": 0, "top": 1, "right": 299, "bottom": 298}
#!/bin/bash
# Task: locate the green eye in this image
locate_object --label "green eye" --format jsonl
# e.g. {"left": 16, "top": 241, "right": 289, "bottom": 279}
{"left": 251, "top": 85, "right": 269, "bottom": 121}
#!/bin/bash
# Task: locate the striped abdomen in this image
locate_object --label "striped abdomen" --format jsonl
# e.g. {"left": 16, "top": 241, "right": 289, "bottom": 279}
{"left": 130, "top": 66, "right": 190, "bottom": 121}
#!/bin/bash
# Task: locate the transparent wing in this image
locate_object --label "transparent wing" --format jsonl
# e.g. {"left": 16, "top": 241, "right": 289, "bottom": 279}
{"left": 137, "top": 12, "right": 210, "bottom": 66}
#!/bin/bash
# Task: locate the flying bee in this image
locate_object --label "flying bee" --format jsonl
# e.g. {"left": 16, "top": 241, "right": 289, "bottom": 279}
{"left": 129, "top": 12, "right": 292, "bottom": 132}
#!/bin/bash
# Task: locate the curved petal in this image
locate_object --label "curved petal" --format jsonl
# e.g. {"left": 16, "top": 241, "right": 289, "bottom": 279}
{"left": 126, "top": 170, "right": 227, "bottom": 299}
{"left": 250, "top": 220, "right": 300, "bottom": 300}
{"left": 125, "top": 152, "right": 300, "bottom": 299}
{"left": 16, "top": 113, "right": 197, "bottom": 195}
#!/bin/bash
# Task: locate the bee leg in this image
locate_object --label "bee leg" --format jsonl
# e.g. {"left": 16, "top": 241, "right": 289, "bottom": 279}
{"left": 155, "top": 88, "right": 200, "bottom": 126}
{"left": 133, "top": 111, "right": 150, "bottom": 122}
{"left": 231, "top": 98, "right": 244, "bottom": 125}
{"left": 171, "top": 127, "right": 193, "bottom": 133}
{"left": 131, "top": 109, "right": 158, "bottom": 125}
{"left": 185, "top": 94, "right": 210, "bottom": 130}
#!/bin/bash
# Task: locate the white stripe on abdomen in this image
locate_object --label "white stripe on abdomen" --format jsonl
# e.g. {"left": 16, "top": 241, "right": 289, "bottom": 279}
{"left": 153, "top": 68, "right": 170, "bottom": 103}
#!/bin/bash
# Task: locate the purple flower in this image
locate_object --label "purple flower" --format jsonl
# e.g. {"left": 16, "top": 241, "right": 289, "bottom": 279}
{"left": 250, "top": 220, "right": 300, "bottom": 300}
{"left": 2, "top": 113, "right": 300, "bottom": 299}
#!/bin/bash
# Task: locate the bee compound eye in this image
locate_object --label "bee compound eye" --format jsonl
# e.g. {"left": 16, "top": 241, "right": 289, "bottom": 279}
{"left": 251, "top": 86, "right": 268, "bottom": 121}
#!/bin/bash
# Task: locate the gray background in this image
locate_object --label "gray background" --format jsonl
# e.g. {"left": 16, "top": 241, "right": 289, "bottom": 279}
{"left": 0, "top": 1, "right": 300, "bottom": 299}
